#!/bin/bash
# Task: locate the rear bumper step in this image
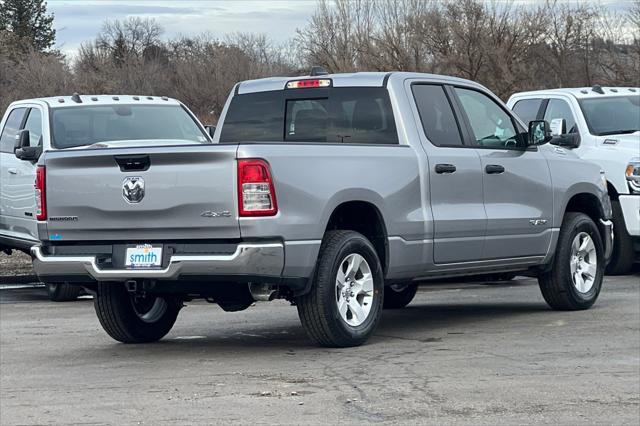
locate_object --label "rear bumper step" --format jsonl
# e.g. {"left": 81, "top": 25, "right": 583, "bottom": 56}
{"left": 31, "top": 243, "right": 284, "bottom": 281}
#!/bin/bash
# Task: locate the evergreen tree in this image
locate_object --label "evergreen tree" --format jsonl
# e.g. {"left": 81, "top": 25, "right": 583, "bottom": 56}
{"left": 0, "top": 0, "right": 55, "bottom": 51}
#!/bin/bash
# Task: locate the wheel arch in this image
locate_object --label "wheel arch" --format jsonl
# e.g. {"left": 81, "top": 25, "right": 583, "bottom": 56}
{"left": 324, "top": 200, "right": 389, "bottom": 275}
{"left": 561, "top": 191, "right": 611, "bottom": 259}
{"left": 563, "top": 192, "right": 605, "bottom": 226}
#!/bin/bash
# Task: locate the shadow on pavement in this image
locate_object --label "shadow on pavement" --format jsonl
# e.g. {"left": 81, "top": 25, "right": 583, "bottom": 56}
{"left": 0, "top": 286, "right": 49, "bottom": 303}
{"left": 0, "top": 274, "right": 40, "bottom": 284}
{"left": 59, "top": 300, "right": 552, "bottom": 362}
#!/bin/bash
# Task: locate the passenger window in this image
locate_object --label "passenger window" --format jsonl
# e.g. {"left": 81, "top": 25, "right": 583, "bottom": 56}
{"left": 512, "top": 99, "right": 542, "bottom": 125}
{"left": 455, "top": 88, "right": 522, "bottom": 149}
{"left": 23, "top": 108, "right": 43, "bottom": 147}
{"left": 412, "top": 85, "right": 464, "bottom": 147}
{"left": 330, "top": 89, "right": 398, "bottom": 144}
{"left": 0, "top": 108, "right": 27, "bottom": 153}
{"left": 285, "top": 99, "right": 328, "bottom": 142}
{"left": 544, "top": 99, "right": 578, "bottom": 134}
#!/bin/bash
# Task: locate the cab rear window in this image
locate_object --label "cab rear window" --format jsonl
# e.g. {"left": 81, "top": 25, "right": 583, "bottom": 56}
{"left": 219, "top": 87, "right": 398, "bottom": 144}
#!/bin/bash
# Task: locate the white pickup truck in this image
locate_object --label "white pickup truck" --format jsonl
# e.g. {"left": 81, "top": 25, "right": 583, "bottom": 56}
{"left": 508, "top": 87, "right": 639, "bottom": 274}
{"left": 0, "top": 94, "right": 212, "bottom": 300}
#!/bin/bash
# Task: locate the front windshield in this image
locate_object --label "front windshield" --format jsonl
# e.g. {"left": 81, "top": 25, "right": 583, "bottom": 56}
{"left": 579, "top": 95, "right": 640, "bottom": 136}
{"left": 51, "top": 104, "right": 209, "bottom": 148}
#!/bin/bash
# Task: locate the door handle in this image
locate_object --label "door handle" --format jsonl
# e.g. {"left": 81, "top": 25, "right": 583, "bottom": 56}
{"left": 7, "top": 168, "right": 18, "bottom": 175}
{"left": 435, "top": 164, "right": 456, "bottom": 174}
{"left": 485, "top": 164, "right": 505, "bottom": 174}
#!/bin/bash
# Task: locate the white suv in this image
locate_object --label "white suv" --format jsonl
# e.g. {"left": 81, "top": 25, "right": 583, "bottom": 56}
{"left": 508, "top": 86, "right": 639, "bottom": 274}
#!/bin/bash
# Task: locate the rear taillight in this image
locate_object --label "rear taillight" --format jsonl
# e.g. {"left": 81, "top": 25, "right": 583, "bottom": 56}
{"left": 35, "top": 165, "right": 46, "bottom": 220}
{"left": 237, "top": 159, "right": 277, "bottom": 216}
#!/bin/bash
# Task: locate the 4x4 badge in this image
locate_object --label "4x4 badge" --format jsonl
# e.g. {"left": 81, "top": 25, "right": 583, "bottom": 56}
{"left": 123, "top": 177, "right": 145, "bottom": 203}
{"left": 201, "top": 210, "right": 231, "bottom": 218}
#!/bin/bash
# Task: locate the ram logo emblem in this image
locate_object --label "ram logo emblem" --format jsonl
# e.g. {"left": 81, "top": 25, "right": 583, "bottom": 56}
{"left": 123, "top": 177, "right": 145, "bottom": 203}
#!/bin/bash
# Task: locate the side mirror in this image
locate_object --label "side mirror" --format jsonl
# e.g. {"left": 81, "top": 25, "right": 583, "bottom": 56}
{"left": 528, "top": 120, "right": 552, "bottom": 146}
{"left": 552, "top": 132, "right": 581, "bottom": 149}
{"left": 14, "top": 130, "right": 41, "bottom": 162}
{"left": 204, "top": 125, "right": 216, "bottom": 138}
{"left": 14, "top": 129, "right": 29, "bottom": 152}
{"left": 549, "top": 118, "right": 566, "bottom": 136}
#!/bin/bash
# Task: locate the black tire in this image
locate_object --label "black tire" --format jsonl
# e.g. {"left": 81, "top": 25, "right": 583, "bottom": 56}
{"left": 538, "top": 212, "right": 605, "bottom": 310}
{"left": 45, "top": 282, "right": 81, "bottom": 302}
{"left": 296, "top": 230, "right": 384, "bottom": 347}
{"left": 606, "top": 200, "right": 635, "bottom": 275}
{"left": 94, "top": 282, "right": 183, "bottom": 343}
{"left": 383, "top": 283, "right": 418, "bottom": 309}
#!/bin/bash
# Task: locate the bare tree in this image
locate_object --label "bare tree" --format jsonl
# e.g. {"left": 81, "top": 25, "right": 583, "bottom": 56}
{"left": 2, "top": 1, "right": 638, "bottom": 120}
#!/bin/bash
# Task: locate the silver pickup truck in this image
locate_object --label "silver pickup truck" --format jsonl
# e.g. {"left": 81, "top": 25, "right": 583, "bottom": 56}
{"left": 31, "top": 72, "right": 613, "bottom": 347}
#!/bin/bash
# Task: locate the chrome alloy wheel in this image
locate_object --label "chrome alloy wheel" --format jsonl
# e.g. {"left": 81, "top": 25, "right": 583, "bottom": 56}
{"left": 570, "top": 232, "right": 598, "bottom": 293}
{"left": 335, "top": 253, "right": 374, "bottom": 327}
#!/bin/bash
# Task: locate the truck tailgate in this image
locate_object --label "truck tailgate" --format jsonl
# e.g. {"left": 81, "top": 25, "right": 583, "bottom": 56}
{"left": 42, "top": 145, "right": 239, "bottom": 241}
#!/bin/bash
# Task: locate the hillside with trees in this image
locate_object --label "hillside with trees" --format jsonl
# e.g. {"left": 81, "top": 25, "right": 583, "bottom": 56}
{"left": 1, "top": 0, "right": 638, "bottom": 123}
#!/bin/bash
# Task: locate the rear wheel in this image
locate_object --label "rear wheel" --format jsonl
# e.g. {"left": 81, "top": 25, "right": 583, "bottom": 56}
{"left": 606, "top": 200, "right": 635, "bottom": 275}
{"left": 94, "top": 282, "right": 183, "bottom": 343}
{"left": 538, "top": 213, "right": 604, "bottom": 310}
{"left": 296, "top": 230, "right": 384, "bottom": 347}
{"left": 383, "top": 283, "right": 418, "bottom": 309}
{"left": 45, "top": 282, "right": 81, "bottom": 302}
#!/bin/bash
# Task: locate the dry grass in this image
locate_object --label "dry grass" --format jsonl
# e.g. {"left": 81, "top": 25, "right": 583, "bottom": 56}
{"left": 0, "top": 251, "right": 36, "bottom": 283}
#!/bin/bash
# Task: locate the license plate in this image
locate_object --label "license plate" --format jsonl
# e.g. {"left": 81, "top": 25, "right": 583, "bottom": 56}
{"left": 125, "top": 244, "right": 162, "bottom": 268}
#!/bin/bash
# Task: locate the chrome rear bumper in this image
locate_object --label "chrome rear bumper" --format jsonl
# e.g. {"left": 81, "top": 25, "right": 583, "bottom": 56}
{"left": 31, "top": 243, "right": 284, "bottom": 281}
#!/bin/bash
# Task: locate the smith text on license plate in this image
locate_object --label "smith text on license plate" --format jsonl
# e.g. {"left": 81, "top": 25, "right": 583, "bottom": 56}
{"left": 125, "top": 244, "right": 162, "bottom": 268}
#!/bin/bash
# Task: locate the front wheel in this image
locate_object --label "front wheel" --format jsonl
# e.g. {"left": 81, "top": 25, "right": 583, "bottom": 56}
{"left": 296, "top": 230, "right": 384, "bottom": 347}
{"left": 94, "top": 282, "right": 183, "bottom": 343}
{"left": 538, "top": 212, "right": 604, "bottom": 310}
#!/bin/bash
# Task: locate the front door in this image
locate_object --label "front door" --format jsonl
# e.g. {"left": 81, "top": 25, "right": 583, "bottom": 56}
{"left": 0, "top": 107, "right": 28, "bottom": 240}
{"left": 0, "top": 107, "right": 41, "bottom": 242}
{"left": 452, "top": 87, "right": 553, "bottom": 260}
{"left": 411, "top": 83, "right": 486, "bottom": 264}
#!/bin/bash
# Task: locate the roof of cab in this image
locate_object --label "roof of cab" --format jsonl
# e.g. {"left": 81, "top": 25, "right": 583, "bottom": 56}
{"left": 236, "top": 71, "right": 486, "bottom": 94}
{"left": 511, "top": 86, "right": 640, "bottom": 100}
{"left": 11, "top": 94, "right": 181, "bottom": 108}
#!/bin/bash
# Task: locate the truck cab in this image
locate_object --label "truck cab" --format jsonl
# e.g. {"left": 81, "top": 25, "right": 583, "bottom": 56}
{"left": 508, "top": 87, "right": 640, "bottom": 274}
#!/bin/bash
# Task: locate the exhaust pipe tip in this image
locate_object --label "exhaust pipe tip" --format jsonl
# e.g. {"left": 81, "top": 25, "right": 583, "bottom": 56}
{"left": 249, "top": 283, "right": 278, "bottom": 301}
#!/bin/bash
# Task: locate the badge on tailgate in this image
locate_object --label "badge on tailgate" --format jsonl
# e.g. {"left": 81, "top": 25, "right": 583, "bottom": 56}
{"left": 123, "top": 176, "right": 145, "bottom": 203}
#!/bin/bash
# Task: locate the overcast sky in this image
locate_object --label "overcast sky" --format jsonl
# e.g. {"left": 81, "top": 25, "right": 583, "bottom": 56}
{"left": 48, "top": 0, "right": 634, "bottom": 56}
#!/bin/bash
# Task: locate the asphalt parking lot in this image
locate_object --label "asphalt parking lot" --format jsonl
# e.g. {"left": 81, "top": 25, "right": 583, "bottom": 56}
{"left": 0, "top": 254, "right": 639, "bottom": 425}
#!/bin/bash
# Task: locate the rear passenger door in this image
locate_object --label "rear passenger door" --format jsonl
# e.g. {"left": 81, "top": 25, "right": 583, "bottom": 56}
{"left": 452, "top": 87, "right": 553, "bottom": 260}
{"left": 411, "top": 84, "right": 486, "bottom": 264}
